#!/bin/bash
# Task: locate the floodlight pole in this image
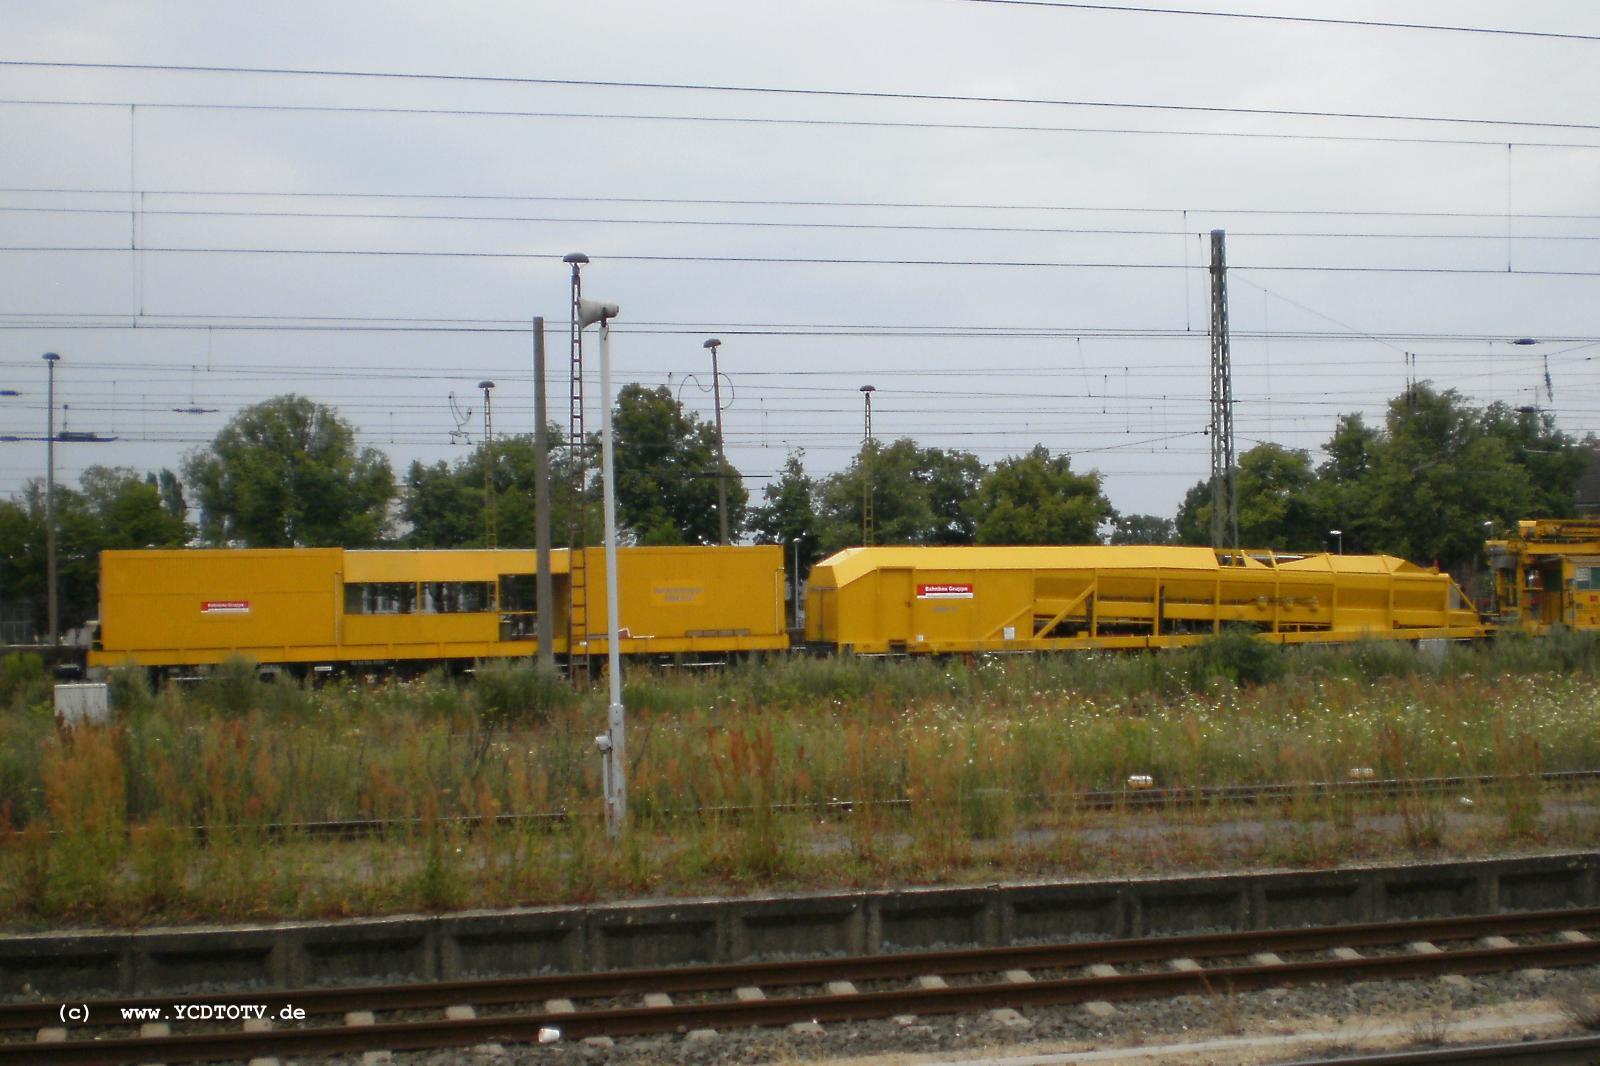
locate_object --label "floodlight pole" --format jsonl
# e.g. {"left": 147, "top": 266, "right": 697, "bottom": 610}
{"left": 581, "top": 296, "right": 626, "bottom": 837}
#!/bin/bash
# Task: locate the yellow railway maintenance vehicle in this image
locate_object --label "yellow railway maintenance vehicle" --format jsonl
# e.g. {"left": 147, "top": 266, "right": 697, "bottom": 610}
{"left": 805, "top": 545, "right": 1484, "bottom": 655}
{"left": 1486, "top": 519, "right": 1600, "bottom": 635}
{"left": 88, "top": 545, "right": 787, "bottom": 675}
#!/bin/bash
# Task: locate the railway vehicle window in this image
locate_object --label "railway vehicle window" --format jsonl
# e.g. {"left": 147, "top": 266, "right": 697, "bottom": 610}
{"left": 499, "top": 574, "right": 535, "bottom": 611}
{"left": 498, "top": 574, "right": 537, "bottom": 640}
{"left": 421, "top": 581, "right": 495, "bottom": 613}
{"left": 1576, "top": 566, "right": 1598, "bottom": 590}
{"left": 345, "top": 582, "right": 417, "bottom": 615}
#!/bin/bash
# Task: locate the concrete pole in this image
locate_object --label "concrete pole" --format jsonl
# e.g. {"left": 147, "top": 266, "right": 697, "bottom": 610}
{"left": 860, "top": 384, "right": 876, "bottom": 547}
{"left": 43, "top": 352, "right": 59, "bottom": 645}
{"left": 533, "top": 317, "right": 554, "bottom": 670}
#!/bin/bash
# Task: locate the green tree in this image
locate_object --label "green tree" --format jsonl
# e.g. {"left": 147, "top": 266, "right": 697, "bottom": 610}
{"left": 1480, "top": 402, "right": 1589, "bottom": 519}
{"left": 81, "top": 466, "right": 191, "bottom": 550}
{"left": 183, "top": 395, "right": 394, "bottom": 547}
{"left": 973, "top": 445, "right": 1114, "bottom": 544}
{"left": 609, "top": 384, "right": 747, "bottom": 545}
{"left": 403, "top": 429, "right": 597, "bottom": 548}
{"left": 1311, "top": 413, "right": 1381, "bottom": 553}
{"left": 1111, "top": 512, "right": 1177, "bottom": 545}
{"left": 1358, "top": 386, "right": 1537, "bottom": 569}
{"left": 749, "top": 449, "right": 823, "bottom": 571}
{"left": 1179, "top": 387, "right": 1590, "bottom": 571}
{"left": 1173, "top": 478, "right": 1214, "bottom": 547}
{"left": 921, "top": 446, "right": 987, "bottom": 543}
{"left": 1237, "top": 445, "right": 1323, "bottom": 550}
{"left": 403, "top": 457, "right": 478, "bottom": 547}
{"left": 815, "top": 438, "right": 986, "bottom": 553}
{"left": 1176, "top": 445, "right": 1324, "bottom": 551}
{"left": 0, "top": 466, "right": 189, "bottom": 637}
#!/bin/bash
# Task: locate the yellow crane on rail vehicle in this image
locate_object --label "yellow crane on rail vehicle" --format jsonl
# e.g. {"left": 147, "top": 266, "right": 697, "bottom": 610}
{"left": 1486, "top": 519, "right": 1600, "bottom": 635}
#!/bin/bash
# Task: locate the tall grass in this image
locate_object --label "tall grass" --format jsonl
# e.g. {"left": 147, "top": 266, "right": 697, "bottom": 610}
{"left": 2, "top": 633, "right": 1599, "bottom": 924}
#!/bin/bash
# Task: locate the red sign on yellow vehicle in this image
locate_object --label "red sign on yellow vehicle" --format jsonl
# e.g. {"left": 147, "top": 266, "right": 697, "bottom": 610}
{"left": 916, "top": 583, "right": 973, "bottom": 600}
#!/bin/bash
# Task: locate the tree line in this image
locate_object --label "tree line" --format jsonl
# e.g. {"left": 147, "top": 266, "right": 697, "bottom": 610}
{"left": 0, "top": 383, "right": 1589, "bottom": 638}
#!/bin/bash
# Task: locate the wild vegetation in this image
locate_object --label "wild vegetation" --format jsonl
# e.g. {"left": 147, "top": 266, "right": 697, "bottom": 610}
{"left": 3, "top": 633, "right": 1600, "bottom": 927}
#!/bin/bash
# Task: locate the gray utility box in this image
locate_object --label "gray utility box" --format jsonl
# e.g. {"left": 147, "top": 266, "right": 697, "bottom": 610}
{"left": 53, "top": 682, "right": 110, "bottom": 725}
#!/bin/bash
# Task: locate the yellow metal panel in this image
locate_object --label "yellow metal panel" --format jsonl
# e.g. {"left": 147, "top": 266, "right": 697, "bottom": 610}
{"left": 578, "top": 545, "right": 785, "bottom": 642}
{"left": 806, "top": 545, "right": 1483, "bottom": 651}
{"left": 98, "top": 549, "right": 343, "bottom": 658}
{"left": 343, "top": 549, "right": 569, "bottom": 583}
{"left": 343, "top": 613, "right": 500, "bottom": 647}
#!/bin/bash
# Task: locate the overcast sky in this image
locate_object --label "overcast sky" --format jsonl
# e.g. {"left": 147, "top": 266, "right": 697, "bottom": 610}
{"left": 2, "top": 0, "right": 1598, "bottom": 532}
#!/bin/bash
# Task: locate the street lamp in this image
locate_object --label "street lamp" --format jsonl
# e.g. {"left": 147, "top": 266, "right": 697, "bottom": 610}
{"left": 1329, "top": 529, "right": 1343, "bottom": 556}
{"left": 43, "top": 353, "right": 60, "bottom": 645}
{"left": 579, "top": 295, "right": 625, "bottom": 838}
{"left": 703, "top": 339, "right": 730, "bottom": 545}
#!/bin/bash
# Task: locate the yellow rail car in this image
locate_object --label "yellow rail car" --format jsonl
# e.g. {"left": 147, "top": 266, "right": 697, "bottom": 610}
{"left": 88, "top": 545, "right": 787, "bottom": 672}
{"left": 1486, "top": 519, "right": 1600, "bottom": 635}
{"left": 804, "top": 545, "right": 1483, "bottom": 654}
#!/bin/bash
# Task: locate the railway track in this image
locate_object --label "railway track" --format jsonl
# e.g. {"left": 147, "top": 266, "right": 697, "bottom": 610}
{"left": 1274, "top": 1033, "right": 1600, "bottom": 1065}
{"left": 166, "top": 767, "right": 1600, "bottom": 842}
{"left": 5, "top": 906, "right": 1600, "bottom": 1064}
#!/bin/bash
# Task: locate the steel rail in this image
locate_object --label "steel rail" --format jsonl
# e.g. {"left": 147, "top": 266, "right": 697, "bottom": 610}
{"left": 1271, "top": 1033, "right": 1600, "bottom": 1064}
{"left": 5, "top": 936, "right": 1600, "bottom": 1064}
{"left": 4, "top": 905, "right": 1599, "bottom": 1032}
{"left": 95, "top": 767, "right": 1600, "bottom": 842}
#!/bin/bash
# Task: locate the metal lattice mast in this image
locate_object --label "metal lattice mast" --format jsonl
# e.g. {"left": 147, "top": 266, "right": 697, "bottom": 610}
{"left": 478, "top": 379, "right": 496, "bottom": 547}
{"left": 1209, "top": 229, "right": 1238, "bottom": 551}
{"left": 860, "top": 385, "right": 876, "bottom": 546}
{"left": 563, "top": 252, "right": 592, "bottom": 685}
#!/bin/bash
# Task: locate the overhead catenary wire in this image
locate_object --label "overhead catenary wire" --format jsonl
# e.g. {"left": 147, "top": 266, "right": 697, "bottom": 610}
{"left": 7, "top": 244, "right": 1600, "bottom": 277}
{"left": 9, "top": 202, "right": 1600, "bottom": 246}
{"left": 6, "top": 95, "right": 1600, "bottom": 152}
{"left": 1, "top": 59, "right": 1597, "bottom": 134}
{"left": 949, "top": 1, "right": 1600, "bottom": 44}
{"left": 1, "top": 41, "right": 1591, "bottom": 510}
{"left": 7, "top": 185, "right": 1600, "bottom": 226}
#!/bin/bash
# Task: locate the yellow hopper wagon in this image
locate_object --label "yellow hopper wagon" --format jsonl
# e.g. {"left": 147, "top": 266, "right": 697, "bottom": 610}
{"left": 88, "top": 545, "right": 786, "bottom": 675}
{"left": 804, "top": 545, "right": 1484, "bottom": 655}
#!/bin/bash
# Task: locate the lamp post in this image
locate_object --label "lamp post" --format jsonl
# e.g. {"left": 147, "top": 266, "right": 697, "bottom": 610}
{"left": 43, "top": 352, "right": 59, "bottom": 645}
{"left": 859, "top": 385, "right": 876, "bottom": 546}
{"left": 579, "top": 295, "right": 625, "bottom": 837}
{"left": 703, "top": 339, "right": 730, "bottom": 545}
{"left": 1330, "top": 529, "right": 1343, "bottom": 556}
